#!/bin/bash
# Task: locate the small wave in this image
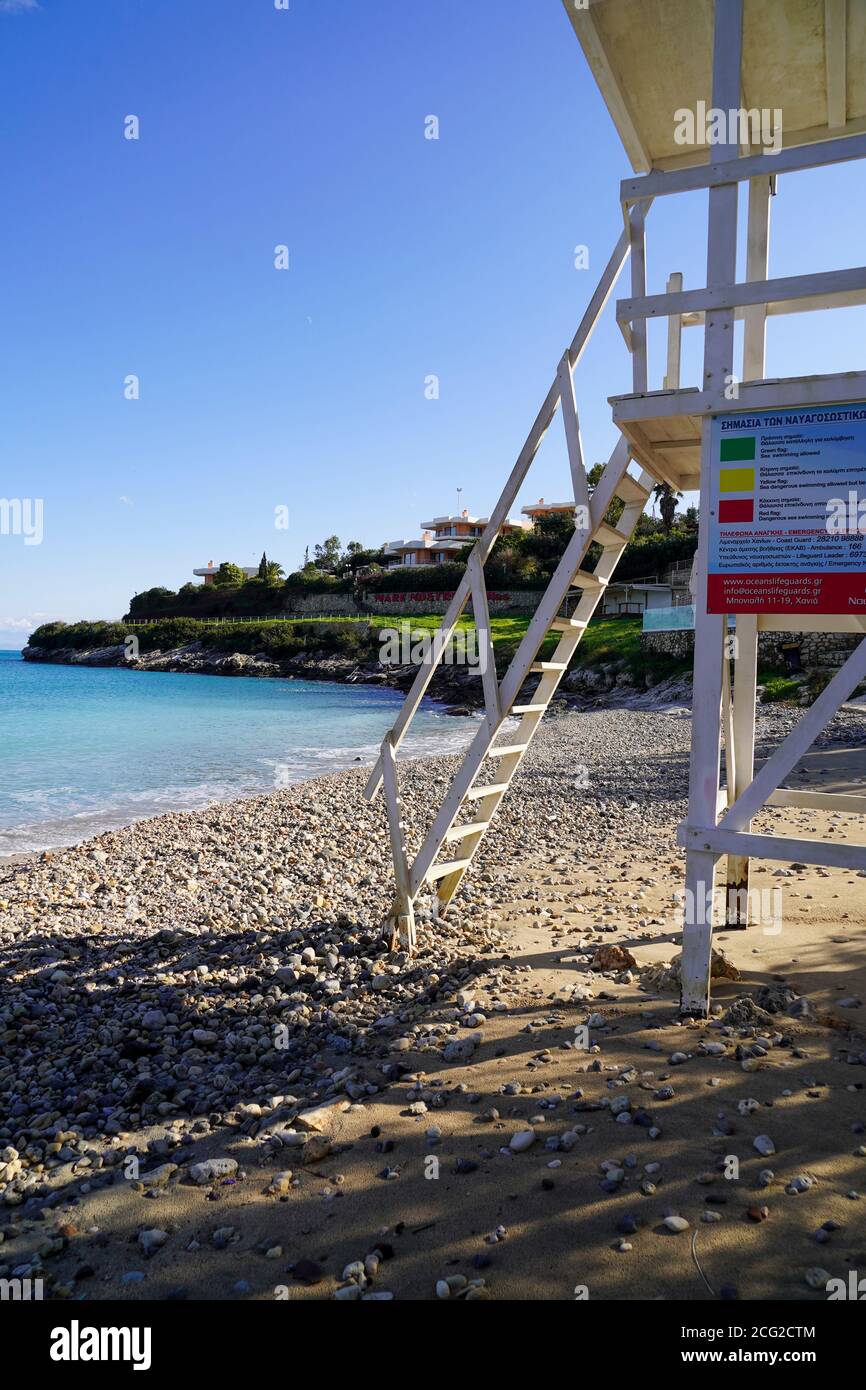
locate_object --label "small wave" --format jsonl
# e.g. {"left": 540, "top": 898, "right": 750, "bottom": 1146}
{"left": 0, "top": 714, "right": 482, "bottom": 856}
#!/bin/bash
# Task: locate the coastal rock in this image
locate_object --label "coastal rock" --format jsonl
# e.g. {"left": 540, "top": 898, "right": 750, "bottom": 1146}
{"left": 663, "top": 1216, "right": 690, "bottom": 1233}
{"left": 509, "top": 1131, "right": 536, "bottom": 1153}
{"left": 295, "top": 1100, "right": 349, "bottom": 1133}
{"left": 189, "top": 1158, "right": 238, "bottom": 1185}
{"left": 138, "top": 1228, "right": 169, "bottom": 1256}
{"left": 592, "top": 944, "right": 637, "bottom": 971}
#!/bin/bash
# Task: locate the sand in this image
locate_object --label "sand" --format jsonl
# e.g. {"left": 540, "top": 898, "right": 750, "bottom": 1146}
{"left": 1, "top": 705, "right": 865, "bottom": 1301}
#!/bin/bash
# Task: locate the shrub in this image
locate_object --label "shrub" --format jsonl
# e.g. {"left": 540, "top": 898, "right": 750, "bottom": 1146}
{"left": 128, "top": 587, "right": 178, "bottom": 617}
{"left": 30, "top": 620, "right": 128, "bottom": 650}
{"left": 616, "top": 530, "right": 697, "bottom": 580}
{"left": 362, "top": 563, "right": 468, "bottom": 594}
{"left": 283, "top": 570, "right": 352, "bottom": 595}
{"left": 27, "top": 618, "right": 380, "bottom": 663}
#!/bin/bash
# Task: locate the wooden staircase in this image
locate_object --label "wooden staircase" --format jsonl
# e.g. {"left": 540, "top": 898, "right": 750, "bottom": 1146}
{"left": 364, "top": 219, "right": 655, "bottom": 951}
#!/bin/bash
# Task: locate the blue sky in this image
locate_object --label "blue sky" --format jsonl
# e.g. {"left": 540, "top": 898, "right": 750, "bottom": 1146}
{"left": 1, "top": 0, "right": 865, "bottom": 647}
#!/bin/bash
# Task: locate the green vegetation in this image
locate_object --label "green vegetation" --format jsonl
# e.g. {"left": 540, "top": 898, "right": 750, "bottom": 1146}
{"left": 757, "top": 668, "right": 843, "bottom": 704}
{"left": 614, "top": 528, "right": 697, "bottom": 581}
{"left": 126, "top": 499, "right": 699, "bottom": 620}
{"left": 32, "top": 614, "right": 833, "bottom": 706}
{"left": 41, "top": 493, "right": 704, "bottom": 693}
{"left": 211, "top": 562, "right": 248, "bottom": 589}
{"left": 29, "top": 618, "right": 380, "bottom": 662}
{"left": 363, "top": 562, "right": 467, "bottom": 593}
{"left": 28, "top": 613, "right": 693, "bottom": 691}
{"left": 489, "top": 615, "right": 691, "bottom": 685}
{"left": 285, "top": 537, "right": 384, "bottom": 587}
{"left": 758, "top": 673, "right": 806, "bottom": 703}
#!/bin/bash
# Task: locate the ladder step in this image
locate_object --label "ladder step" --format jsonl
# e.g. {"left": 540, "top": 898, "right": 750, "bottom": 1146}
{"left": 444, "top": 819, "right": 491, "bottom": 842}
{"left": 573, "top": 569, "right": 607, "bottom": 589}
{"left": 615, "top": 473, "right": 651, "bottom": 504}
{"left": 465, "top": 781, "right": 510, "bottom": 800}
{"left": 549, "top": 617, "right": 588, "bottom": 632}
{"left": 531, "top": 661, "right": 567, "bottom": 672}
{"left": 510, "top": 702, "right": 547, "bottom": 714}
{"left": 593, "top": 522, "right": 629, "bottom": 548}
{"left": 487, "top": 743, "right": 528, "bottom": 757}
{"left": 428, "top": 858, "right": 473, "bottom": 881}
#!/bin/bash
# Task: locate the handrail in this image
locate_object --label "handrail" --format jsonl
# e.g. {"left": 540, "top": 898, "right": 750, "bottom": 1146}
{"left": 362, "top": 216, "right": 645, "bottom": 803}
{"left": 621, "top": 131, "right": 866, "bottom": 205}
{"left": 618, "top": 266, "right": 866, "bottom": 325}
{"left": 124, "top": 614, "right": 371, "bottom": 627}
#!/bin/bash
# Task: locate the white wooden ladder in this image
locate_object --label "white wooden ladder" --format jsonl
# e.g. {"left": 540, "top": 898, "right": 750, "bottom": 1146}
{"left": 364, "top": 222, "right": 654, "bottom": 951}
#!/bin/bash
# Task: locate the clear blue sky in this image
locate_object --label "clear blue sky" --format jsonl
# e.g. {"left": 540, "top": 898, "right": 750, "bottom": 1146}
{"left": 2, "top": 0, "right": 865, "bottom": 646}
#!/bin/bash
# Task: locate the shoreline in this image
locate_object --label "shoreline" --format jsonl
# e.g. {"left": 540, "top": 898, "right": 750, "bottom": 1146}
{"left": 2, "top": 704, "right": 865, "bottom": 1300}
{"left": 21, "top": 640, "right": 490, "bottom": 715}
{"left": 20, "top": 638, "right": 697, "bottom": 717}
{"left": 2, "top": 651, "right": 492, "bottom": 860}
{"left": 3, "top": 646, "right": 693, "bottom": 859}
{"left": 0, "top": 705, "right": 485, "bottom": 864}
{"left": 0, "top": 730, "right": 483, "bottom": 866}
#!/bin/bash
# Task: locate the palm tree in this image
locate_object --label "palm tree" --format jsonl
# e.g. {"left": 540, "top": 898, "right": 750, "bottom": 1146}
{"left": 652, "top": 483, "right": 681, "bottom": 533}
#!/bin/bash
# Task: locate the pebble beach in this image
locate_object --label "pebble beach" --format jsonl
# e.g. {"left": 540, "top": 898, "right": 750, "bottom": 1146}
{"left": 2, "top": 705, "right": 865, "bottom": 1301}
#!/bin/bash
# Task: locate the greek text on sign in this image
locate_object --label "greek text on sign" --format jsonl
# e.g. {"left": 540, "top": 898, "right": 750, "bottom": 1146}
{"left": 707, "top": 403, "right": 866, "bottom": 613}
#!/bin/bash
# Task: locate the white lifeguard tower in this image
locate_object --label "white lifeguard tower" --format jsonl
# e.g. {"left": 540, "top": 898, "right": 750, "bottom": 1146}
{"left": 366, "top": 0, "right": 866, "bottom": 1018}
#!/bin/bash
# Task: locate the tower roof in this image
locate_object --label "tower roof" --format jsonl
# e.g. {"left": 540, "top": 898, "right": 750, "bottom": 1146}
{"left": 563, "top": 0, "right": 866, "bottom": 173}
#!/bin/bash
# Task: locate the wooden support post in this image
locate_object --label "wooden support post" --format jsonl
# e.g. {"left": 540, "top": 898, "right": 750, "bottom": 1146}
{"left": 725, "top": 172, "right": 771, "bottom": 926}
{"left": 742, "top": 176, "right": 772, "bottom": 382}
{"left": 628, "top": 202, "right": 648, "bottom": 393}
{"left": 557, "top": 353, "right": 591, "bottom": 516}
{"left": 380, "top": 735, "right": 416, "bottom": 953}
{"left": 825, "top": 0, "right": 848, "bottom": 130}
{"left": 681, "top": 427, "right": 726, "bottom": 1016}
{"left": 722, "top": 645, "right": 736, "bottom": 793}
{"left": 681, "top": 0, "right": 743, "bottom": 1017}
{"left": 721, "top": 636, "right": 866, "bottom": 833}
{"left": 468, "top": 550, "right": 501, "bottom": 730}
{"left": 663, "top": 272, "right": 683, "bottom": 390}
{"left": 724, "top": 611, "right": 757, "bottom": 925}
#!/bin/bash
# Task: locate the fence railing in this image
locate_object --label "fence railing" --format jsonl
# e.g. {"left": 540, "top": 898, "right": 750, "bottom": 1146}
{"left": 124, "top": 614, "right": 358, "bottom": 627}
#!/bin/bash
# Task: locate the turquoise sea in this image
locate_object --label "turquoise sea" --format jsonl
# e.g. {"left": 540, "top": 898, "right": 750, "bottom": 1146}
{"left": 0, "top": 651, "right": 480, "bottom": 856}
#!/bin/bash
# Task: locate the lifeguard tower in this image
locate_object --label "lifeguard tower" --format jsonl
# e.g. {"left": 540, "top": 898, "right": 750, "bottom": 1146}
{"left": 365, "top": 0, "right": 866, "bottom": 1018}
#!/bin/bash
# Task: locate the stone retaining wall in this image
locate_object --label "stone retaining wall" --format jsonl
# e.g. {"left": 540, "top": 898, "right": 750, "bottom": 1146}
{"left": 360, "top": 589, "right": 543, "bottom": 616}
{"left": 642, "top": 628, "right": 862, "bottom": 669}
{"left": 283, "top": 593, "right": 363, "bottom": 616}
{"left": 283, "top": 588, "right": 543, "bottom": 618}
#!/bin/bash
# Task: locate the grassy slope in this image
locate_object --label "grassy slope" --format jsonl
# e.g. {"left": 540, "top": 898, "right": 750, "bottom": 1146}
{"left": 29, "top": 614, "right": 688, "bottom": 684}
{"left": 31, "top": 616, "right": 848, "bottom": 703}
